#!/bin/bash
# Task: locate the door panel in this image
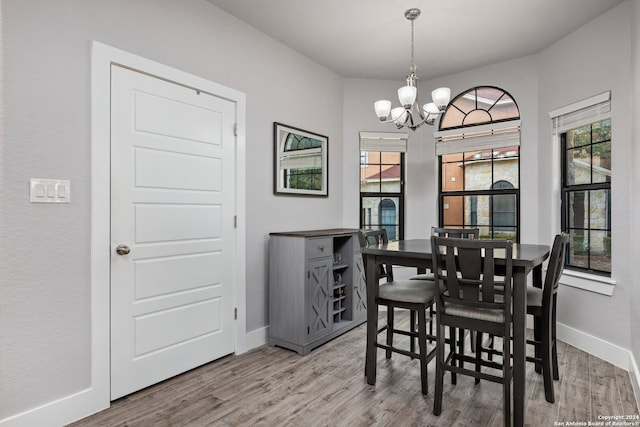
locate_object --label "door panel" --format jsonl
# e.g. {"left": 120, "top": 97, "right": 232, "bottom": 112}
{"left": 134, "top": 204, "right": 221, "bottom": 242}
{"left": 134, "top": 252, "right": 222, "bottom": 299}
{"left": 135, "top": 149, "right": 222, "bottom": 191}
{"left": 110, "top": 65, "right": 235, "bottom": 400}
{"left": 306, "top": 258, "right": 332, "bottom": 341}
{"left": 353, "top": 254, "right": 367, "bottom": 316}
{"left": 133, "top": 90, "right": 223, "bottom": 145}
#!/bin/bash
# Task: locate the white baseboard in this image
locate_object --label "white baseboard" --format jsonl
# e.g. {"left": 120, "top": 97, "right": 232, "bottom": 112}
{"left": 0, "top": 386, "right": 108, "bottom": 427}
{"left": 628, "top": 351, "right": 640, "bottom": 414}
{"left": 556, "top": 322, "right": 631, "bottom": 369}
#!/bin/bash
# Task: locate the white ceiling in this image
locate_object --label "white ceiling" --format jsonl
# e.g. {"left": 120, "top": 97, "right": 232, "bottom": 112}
{"left": 206, "top": 0, "right": 625, "bottom": 81}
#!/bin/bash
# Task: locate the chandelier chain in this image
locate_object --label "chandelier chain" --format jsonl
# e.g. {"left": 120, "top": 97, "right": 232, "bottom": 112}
{"left": 410, "top": 19, "right": 415, "bottom": 73}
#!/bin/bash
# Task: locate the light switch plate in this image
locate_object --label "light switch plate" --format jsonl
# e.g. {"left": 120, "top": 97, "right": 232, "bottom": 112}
{"left": 30, "top": 178, "right": 71, "bottom": 203}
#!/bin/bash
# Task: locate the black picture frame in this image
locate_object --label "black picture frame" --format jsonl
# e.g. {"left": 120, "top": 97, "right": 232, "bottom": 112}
{"left": 273, "top": 122, "right": 328, "bottom": 197}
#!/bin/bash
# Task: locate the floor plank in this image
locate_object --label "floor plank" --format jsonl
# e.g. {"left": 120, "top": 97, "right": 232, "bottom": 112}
{"left": 69, "top": 312, "right": 638, "bottom": 426}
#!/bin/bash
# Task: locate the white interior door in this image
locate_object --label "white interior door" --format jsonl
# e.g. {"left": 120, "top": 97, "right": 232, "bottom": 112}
{"left": 110, "top": 65, "right": 236, "bottom": 400}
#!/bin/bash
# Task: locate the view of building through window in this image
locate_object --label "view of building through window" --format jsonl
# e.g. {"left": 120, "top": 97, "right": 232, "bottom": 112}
{"left": 360, "top": 152, "right": 403, "bottom": 240}
{"left": 562, "top": 118, "right": 612, "bottom": 274}
{"left": 280, "top": 132, "right": 323, "bottom": 191}
{"left": 440, "top": 147, "right": 520, "bottom": 240}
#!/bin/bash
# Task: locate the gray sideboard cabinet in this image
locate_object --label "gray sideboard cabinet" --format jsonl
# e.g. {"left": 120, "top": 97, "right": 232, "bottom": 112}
{"left": 268, "top": 229, "right": 367, "bottom": 355}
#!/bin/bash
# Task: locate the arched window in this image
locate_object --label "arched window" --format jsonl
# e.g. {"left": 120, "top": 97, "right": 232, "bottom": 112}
{"left": 379, "top": 198, "right": 397, "bottom": 240}
{"left": 437, "top": 86, "right": 520, "bottom": 241}
{"left": 284, "top": 133, "right": 322, "bottom": 151}
{"left": 439, "top": 86, "right": 520, "bottom": 131}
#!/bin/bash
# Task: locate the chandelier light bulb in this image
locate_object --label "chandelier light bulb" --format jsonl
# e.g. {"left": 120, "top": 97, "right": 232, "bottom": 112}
{"left": 390, "top": 107, "right": 407, "bottom": 123}
{"left": 432, "top": 87, "right": 452, "bottom": 111}
{"left": 398, "top": 86, "right": 417, "bottom": 109}
{"left": 423, "top": 102, "right": 439, "bottom": 115}
{"left": 374, "top": 100, "right": 392, "bottom": 121}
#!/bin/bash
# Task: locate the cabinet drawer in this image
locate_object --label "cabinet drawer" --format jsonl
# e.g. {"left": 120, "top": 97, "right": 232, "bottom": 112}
{"left": 306, "top": 237, "right": 332, "bottom": 259}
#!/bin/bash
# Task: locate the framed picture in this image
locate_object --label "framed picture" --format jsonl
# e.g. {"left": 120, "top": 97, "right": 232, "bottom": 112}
{"left": 274, "top": 122, "right": 328, "bottom": 196}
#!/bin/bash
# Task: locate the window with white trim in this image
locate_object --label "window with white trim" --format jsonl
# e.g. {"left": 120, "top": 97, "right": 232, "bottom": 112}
{"left": 359, "top": 132, "right": 408, "bottom": 241}
{"left": 550, "top": 92, "right": 612, "bottom": 276}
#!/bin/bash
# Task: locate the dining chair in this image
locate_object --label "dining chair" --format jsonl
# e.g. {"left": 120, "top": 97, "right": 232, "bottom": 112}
{"left": 410, "top": 227, "right": 480, "bottom": 281}
{"left": 478, "top": 233, "right": 569, "bottom": 403}
{"left": 359, "top": 228, "right": 439, "bottom": 395}
{"left": 409, "top": 227, "right": 480, "bottom": 357}
{"left": 431, "top": 236, "right": 514, "bottom": 426}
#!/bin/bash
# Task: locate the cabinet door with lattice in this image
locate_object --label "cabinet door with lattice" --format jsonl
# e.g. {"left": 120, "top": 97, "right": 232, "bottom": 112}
{"left": 352, "top": 254, "right": 367, "bottom": 317}
{"left": 306, "top": 258, "right": 332, "bottom": 340}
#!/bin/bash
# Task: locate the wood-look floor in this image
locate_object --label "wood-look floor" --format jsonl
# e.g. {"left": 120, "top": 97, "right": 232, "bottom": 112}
{"left": 69, "top": 313, "right": 638, "bottom": 426}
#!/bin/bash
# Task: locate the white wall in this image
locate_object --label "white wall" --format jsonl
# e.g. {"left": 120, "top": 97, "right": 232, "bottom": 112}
{"left": 537, "top": 2, "right": 632, "bottom": 349}
{"left": 0, "top": 0, "right": 344, "bottom": 420}
{"left": 629, "top": 0, "right": 640, "bottom": 367}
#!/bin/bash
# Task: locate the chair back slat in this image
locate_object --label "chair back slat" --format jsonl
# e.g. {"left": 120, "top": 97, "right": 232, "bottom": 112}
{"left": 481, "top": 248, "right": 496, "bottom": 302}
{"left": 431, "top": 227, "right": 479, "bottom": 239}
{"left": 359, "top": 228, "right": 393, "bottom": 282}
{"left": 543, "top": 233, "right": 570, "bottom": 304}
{"left": 444, "top": 247, "right": 461, "bottom": 299}
{"left": 457, "top": 246, "right": 482, "bottom": 279}
{"left": 432, "top": 236, "right": 513, "bottom": 313}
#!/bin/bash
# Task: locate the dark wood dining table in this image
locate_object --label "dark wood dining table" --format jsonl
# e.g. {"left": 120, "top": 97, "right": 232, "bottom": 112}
{"left": 361, "top": 238, "right": 550, "bottom": 427}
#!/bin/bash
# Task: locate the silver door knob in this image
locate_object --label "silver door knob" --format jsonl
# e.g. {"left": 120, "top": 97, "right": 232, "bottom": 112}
{"left": 116, "top": 244, "right": 131, "bottom": 255}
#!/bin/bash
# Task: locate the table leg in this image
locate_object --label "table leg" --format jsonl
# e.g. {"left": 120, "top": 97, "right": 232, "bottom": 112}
{"left": 365, "top": 254, "right": 379, "bottom": 385}
{"left": 513, "top": 268, "right": 526, "bottom": 427}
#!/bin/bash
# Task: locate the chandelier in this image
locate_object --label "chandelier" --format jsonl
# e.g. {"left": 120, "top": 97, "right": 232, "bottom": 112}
{"left": 374, "top": 8, "right": 451, "bottom": 131}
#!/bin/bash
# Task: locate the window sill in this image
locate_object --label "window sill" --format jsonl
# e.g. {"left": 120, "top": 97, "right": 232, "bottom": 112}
{"left": 558, "top": 269, "right": 616, "bottom": 296}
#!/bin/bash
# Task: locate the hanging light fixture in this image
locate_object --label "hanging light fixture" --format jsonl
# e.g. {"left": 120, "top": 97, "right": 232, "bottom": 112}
{"left": 374, "top": 8, "right": 451, "bottom": 131}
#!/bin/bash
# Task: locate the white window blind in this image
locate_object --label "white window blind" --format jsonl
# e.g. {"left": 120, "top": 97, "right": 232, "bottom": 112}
{"left": 549, "top": 91, "right": 611, "bottom": 134}
{"left": 359, "top": 131, "right": 409, "bottom": 153}
{"left": 433, "top": 120, "right": 521, "bottom": 156}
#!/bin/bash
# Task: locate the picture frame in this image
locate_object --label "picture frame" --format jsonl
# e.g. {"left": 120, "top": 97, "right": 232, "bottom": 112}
{"left": 273, "top": 122, "right": 328, "bottom": 197}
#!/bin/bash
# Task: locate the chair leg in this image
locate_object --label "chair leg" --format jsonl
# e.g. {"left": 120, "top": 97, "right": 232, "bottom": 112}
{"left": 542, "top": 315, "right": 555, "bottom": 403}
{"left": 503, "top": 329, "right": 512, "bottom": 427}
{"left": 417, "top": 308, "right": 428, "bottom": 395}
{"left": 552, "top": 338, "right": 559, "bottom": 381}
{"left": 428, "top": 304, "right": 435, "bottom": 338}
{"left": 458, "top": 328, "right": 465, "bottom": 372}
{"left": 533, "top": 315, "right": 542, "bottom": 374}
{"left": 552, "top": 295, "right": 559, "bottom": 380}
{"left": 386, "top": 307, "right": 394, "bottom": 359}
{"left": 433, "top": 321, "right": 445, "bottom": 416}
{"left": 449, "top": 326, "right": 457, "bottom": 385}
{"left": 488, "top": 334, "right": 494, "bottom": 361}
{"left": 475, "top": 332, "right": 482, "bottom": 385}
{"left": 410, "top": 310, "right": 417, "bottom": 356}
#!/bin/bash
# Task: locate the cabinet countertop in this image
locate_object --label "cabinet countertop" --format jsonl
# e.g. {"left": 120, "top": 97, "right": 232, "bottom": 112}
{"left": 269, "top": 228, "right": 360, "bottom": 238}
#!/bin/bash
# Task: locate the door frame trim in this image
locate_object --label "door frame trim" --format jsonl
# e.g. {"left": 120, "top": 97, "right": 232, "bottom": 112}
{"left": 90, "top": 41, "right": 247, "bottom": 409}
